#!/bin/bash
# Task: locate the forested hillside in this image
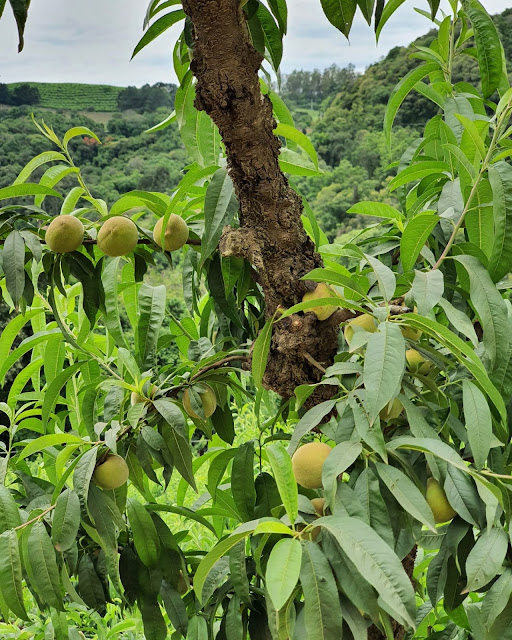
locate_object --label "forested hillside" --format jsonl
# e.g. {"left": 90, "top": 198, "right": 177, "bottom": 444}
{"left": 2, "top": 8, "right": 511, "bottom": 240}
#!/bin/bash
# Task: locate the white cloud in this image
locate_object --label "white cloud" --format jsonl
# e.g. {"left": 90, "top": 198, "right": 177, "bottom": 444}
{"left": 0, "top": 0, "right": 510, "bottom": 86}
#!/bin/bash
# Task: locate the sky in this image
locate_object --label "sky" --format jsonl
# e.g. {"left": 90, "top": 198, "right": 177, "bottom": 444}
{"left": 0, "top": 0, "right": 510, "bottom": 87}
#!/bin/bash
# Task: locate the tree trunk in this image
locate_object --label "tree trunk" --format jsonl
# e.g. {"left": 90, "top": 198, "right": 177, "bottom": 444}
{"left": 181, "top": 0, "right": 351, "bottom": 402}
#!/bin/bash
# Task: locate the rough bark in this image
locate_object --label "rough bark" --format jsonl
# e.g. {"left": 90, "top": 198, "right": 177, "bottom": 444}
{"left": 182, "top": 0, "right": 343, "bottom": 400}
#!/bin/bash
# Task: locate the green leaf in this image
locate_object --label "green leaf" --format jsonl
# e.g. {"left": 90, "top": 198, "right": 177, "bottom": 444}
{"left": 231, "top": 441, "right": 256, "bottom": 522}
{"left": 160, "top": 416, "right": 196, "bottom": 491}
{"left": 5, "top": 0, "right": 31, "bottom": 52}
{"left": 161, "top": 581, "right": 188, "bottom": 637}
{"left": 27, "top": 521, "right": 64, "bottom": 610}
{"left": 374, "top": 462, "right": 436, "bottom": 532}
{"left": 127, "top": 498, "right": 160, "bottom": 567}
{"left": 320, "top": 0, "right": 357, "bottom": 37}
{"left": 384, "top": 63, "right": 439, "bottom": 148}
{"left": 0, "top": 183, "right": 61, "bottom": 201}
{"left": 389, "top": 162, "right": 450, "bottom": 191}
{"left": 4, "top": 230, "right": 25, "bottom": 307}
{"left": 51, "top": 489, "right": 81, "bottom": 552}
{"left": 300, "top": 541, "right": 343, "bottom": 639}
{"left": 437, "top": 298, "right": 478, "bottom": 346}
{"left": 347, "top": 201, "right": 404, "bottom": 223}
{"left": 321, "top": 441, "right": 362, "bottom": 507}
{"left": 0, "top": 486, "right": 21, "bottom": 533}
{"left": 462, "top": 380, "right": 492, "bottom": 470}
{"left": 0, "top": 530, "right": 28, "bottom": 620}
{"left": 363, "top": 322, "right": 405, "bottom": 423}
{"left": 357, "top": 0, "right": 375, "bottom": 23}
{"left": 279, "top": 148, "right": 322, "bottom": 176}
{"left": 41, "top": 362, "right": 83, "bottom": 429}
{"left": 136, "top": 284, "right": 166, "bottom": 369}
{"left": 466, "top": 178, "right": 494, "bottom": 259}
{"left": 375, "top": 0, "right": 406, "bottom": 41}
{"left": 73, "top": 447, "right": 99, "bottom": 511}
{"left": 267, "top": 0, "right": 287, "bottom": 34}
{"left": 200, "top": 168, "right": 238, "bottom": 268}
{"left": 226, "top": 594, "right": 244, "bottom": 640}
{"left": 488, "top": 162, "right": 512, "bottom": 282}
{"left": 274, "top": 123, "right": 319, "bottom": 170}
{"left": 411, "top": 269, "right": 444, "bottom": 316}
{"left": 350, "top": 400, "right": 388, "bottom": 462}
{"left": 252, "top": 317, "right": 273, "bottom": 390}
{"left": 354, "top": 467, "right": 394, "bottom": 549}
{"left": 62, "top": 127, "right": 100, "bottom": 150}
{"left": 454, "top": 255, "right": 509, "bottom": 373}
{"left": 77, "top": 554, "right": 106, "bottom": 611}
{"left": 194, "top": 532, "right": 251, "bottom": 604}
{"left": 13, "top": 151, "right": 67, "bottom": 185}
{"left": 480, "top": 568, "right": 512, "bottom": 629}
{"left": 229, "top": 541, "right": 251, "bottom": 604}
{"left": 87, "top": 484, "right": 123, "bottom": 552}
{"left": 186, "top": 615, "right": 208, "bottom": 640}
{"left": 465, "top": 527, "right": 508, "bottom": 592}
{"left": 256, "top": 2, "right": 283, "bottom": 70}
{"left": 139, "top": 594, "right": 167, "bottom": 640}
{"left": 266, "top": 443, "right": 298, "bottom": 524}
{"left": 131, "top": 9, "right": 186, "bottom": 58}
{"left": 102, "top": 257, "right": 128, "bottom": 350}
{"left": 146, "top": 504, "right": 217, "bottom": 536}
{"left": 365, "top": 253, "right": 396, "bottom": 301}
{"left": 444, "top": 466, "right": 482, "bottom": 526}
{"left": 388, "top": 437, "right": 468, "bottom": 472}
{"left": 318, "top": 515, "right": 416, "bottom": 628}
{"left": 462, "top": 0, "right": 502, "bottom": 98}
{"left": 400, "top": 213, "right": 439, "bottom": 272}
{"left": 266, "top": 538, "right": 302, "bottom": 611}
{"left": 0, "top": 329, "right": 61, "bottom": 386}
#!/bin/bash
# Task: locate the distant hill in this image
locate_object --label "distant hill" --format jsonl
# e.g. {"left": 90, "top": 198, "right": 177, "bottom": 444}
{"left": 6, "top": 82, "right": 123, "bottom": 111}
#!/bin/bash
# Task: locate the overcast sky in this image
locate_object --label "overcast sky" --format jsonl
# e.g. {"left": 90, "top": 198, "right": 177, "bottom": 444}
{"left": 0, "top": 0, "right": 510, "bottom": 87}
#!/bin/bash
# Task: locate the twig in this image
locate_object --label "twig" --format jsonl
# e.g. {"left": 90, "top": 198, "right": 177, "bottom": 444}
{"left": 302, "top": 352, "right": 326, "bottom": 374}
{"left": 189, "top": 355, "right": 248, "bottom": 382}
{"left": 14, "top": 504, "right": 55, "bottom": 531}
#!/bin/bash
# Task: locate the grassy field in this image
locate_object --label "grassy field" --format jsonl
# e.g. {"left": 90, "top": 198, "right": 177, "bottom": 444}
{"left": 6, "top": 82, "right": 123, "bottom": 111}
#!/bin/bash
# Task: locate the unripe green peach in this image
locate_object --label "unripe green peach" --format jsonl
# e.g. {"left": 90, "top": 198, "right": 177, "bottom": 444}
{"left": 402, "top": 326, "right": 422, "bottom": 341}
{"left": 311, "top": 497, "right": 326, "bottom": 516}
{"left": 153, "top": 214, "right": 189, "bottom": 252}
{"left": 401, "top": 308, "right": 422, "bottom": 340}
{"left": 380, "top": 398, "right": 403, "bottom": 422}
{"left": 426, "top": 477, "right": 457, "bottom": 523}
{"left": 93, "top": 454, "right": 129, "bottom": 490}
{"left": 344, "top": 313, "right": 377, "bottom": 345}
{"left": 183, "top": 384, "right": 217, "bottom": 420}
{"left": 291, "top": 442, "right": 331, "bottom": 489}
{"left": 97, "top": 217, "right": 138, "bottom": 257}
{"left": 302, "top": 283, "right": 339, "bottom": 321}
{"left": 45, "top": 215, "right": 84, "bottom": 253}
{"left": 406, "top": 349, "right": 432, "bottom": 375}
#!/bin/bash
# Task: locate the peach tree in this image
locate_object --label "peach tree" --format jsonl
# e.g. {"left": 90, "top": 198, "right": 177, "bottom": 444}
{"left": 0, "top": 0, "right": 511, "bottom": 639}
